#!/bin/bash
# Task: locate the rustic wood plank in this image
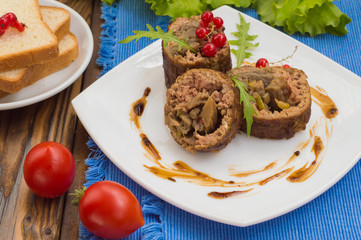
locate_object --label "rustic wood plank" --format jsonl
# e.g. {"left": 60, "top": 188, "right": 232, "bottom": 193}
{"left": 0, "top": 0, "right": 96, "bottom": 239}
{"left": 59, "top": 0, "right": 103, "bottom": 238}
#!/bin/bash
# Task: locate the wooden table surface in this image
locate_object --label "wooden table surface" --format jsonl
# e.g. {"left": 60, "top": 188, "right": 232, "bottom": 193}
{"left": 0, "top": 0, "right": 102, "bottom": 239}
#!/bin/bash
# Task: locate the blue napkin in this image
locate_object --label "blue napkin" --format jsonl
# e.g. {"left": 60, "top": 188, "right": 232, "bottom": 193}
{"left": 79, "top": 0, "right": 361, "bottom": 239}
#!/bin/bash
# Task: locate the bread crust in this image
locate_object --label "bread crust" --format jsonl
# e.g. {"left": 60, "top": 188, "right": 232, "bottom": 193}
{"left": 0, "top": 32, "right": 78, "bottom": 96}
{"left": 40, "top": 6, "right": 71, "bottom": 41}
{"left": 0, "top": 6, "right": 71, "bottom": 92}
{"left": 0, "top": 0, "right": 59, "bottom": 71}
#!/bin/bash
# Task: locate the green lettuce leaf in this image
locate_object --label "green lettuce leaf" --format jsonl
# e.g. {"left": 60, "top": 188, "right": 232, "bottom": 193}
{"left": 145, "top": 0, "right": 206, "bottom": 18}
{"left": 144, "top": 0, "right": 252, "bottom": 18}
{"left": 204, "top": 0, "right": 252, "bottom": 9}
{"left": 253, "top": 0, "right": 351, "bottom": 36}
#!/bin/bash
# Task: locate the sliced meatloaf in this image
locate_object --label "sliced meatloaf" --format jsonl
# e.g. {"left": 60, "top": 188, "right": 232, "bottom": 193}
{"left": 165, "top": 68, "right": 242, "bottom": 152}
{"left": 229, "top": 66, "right": 311, "bottom": 139}
{"left": 163, "top": 16, "right": 232, "bottom": 88}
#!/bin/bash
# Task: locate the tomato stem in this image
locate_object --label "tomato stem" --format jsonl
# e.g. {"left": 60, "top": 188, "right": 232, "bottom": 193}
{"left": 69, "top": 187, "right": 87, "bottom": 205}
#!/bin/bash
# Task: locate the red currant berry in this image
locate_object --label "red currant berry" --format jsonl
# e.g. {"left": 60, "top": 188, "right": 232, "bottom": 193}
{"left": 202, "top": 42, "right": 217, "bottom": 57}
{"left": 14, "top": 21, "right": 25, "bottom": 32}
{"left": 0, "top": 17, "right": 10, "bottom": 30}
{"left": 201, "top": 11, "right": 214, "bottom": 24}
{"left": 283, "top": 64, "right": 290, "bottom": 69}
{"left": 211, "top": 33, "right": 227, "bottom": 48}
{"left": 200, "top": 20, "right": 209, "bottom": 28}
{"left": 4, "top": 13, "right": 17, "bottom": 27}
{"left": 196, "top": 27, "right": 208, "bottom": 39}
{"left": 212, "top": 17, "right": 223, "bottom": 29}
{"left": 256, "top": 58, "right": 269, "bottom": 68}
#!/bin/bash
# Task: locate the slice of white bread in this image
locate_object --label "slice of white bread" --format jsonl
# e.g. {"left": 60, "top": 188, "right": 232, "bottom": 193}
{"left": 0, "top": 6, "right": 71, "bottom": 93}
{"left": 0, "top": 0, "right": 59, "bottom": 71}
{"left": 40, "top": 6, "right": 70, "bottom": 41}
{"left": 0, "top": 33, "right": 78, "bottom": 98}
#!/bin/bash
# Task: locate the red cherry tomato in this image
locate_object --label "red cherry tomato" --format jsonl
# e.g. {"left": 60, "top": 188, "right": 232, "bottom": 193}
{"left": 23, "top": 141, "right": 75, "bottom": 198}
{"left": 283, "top": 64, "right": 290, "bottom": 69}
{"left": 79, "top": 181, "right": 144, "bottom": 239}
{"left": 256, "top": 58, "right": 269, "bottom": 68}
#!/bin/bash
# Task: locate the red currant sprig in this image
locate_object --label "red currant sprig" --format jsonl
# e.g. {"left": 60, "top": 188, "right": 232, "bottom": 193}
{"left": 201, "top": 11, "right": 214, "bottom": 25}
{"left": 212, "top": 17, "right": 223, "bottom": 29}
{"left": 196, "top": 11, "right": 227, "bottom": 58}
{"left": 0, "top": 12, "right": 26, "bottom": 36}
{"left": 211, "top": 33, "right": 227, "bottom": 48}
{"left": 196, "top": 27, "right": 208, "bottom": 40}
{"left": 256, "top": 58, "right": 269, "bottom": 68}
{"left": 202, "top": 42, "right": 217, "bottom": 57}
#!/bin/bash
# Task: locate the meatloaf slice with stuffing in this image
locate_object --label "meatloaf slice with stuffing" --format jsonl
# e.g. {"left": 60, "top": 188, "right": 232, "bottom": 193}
{"left": 165, "top": 68, "right": 242, "bottom": 152}
{"left": 229, "top": 65, "right": 311, "bottom": 139}
{"left": 163, "top": 16, "right": 232, "bottom": 88}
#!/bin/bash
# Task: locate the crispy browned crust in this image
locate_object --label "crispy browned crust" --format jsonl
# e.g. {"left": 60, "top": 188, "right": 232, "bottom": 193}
{"left": 165, "top": 69, "right": 242, "bottom": 152}
{"left": 229, "top": 66, "right": 311, "bottom": 139}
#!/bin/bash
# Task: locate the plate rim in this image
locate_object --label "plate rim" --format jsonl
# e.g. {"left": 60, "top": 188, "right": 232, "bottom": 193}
{"left": 72, "top": 6, "right": 361, "bottom": 227}
{"left": 0, "top": 0, "right": 94, "bottom": 110}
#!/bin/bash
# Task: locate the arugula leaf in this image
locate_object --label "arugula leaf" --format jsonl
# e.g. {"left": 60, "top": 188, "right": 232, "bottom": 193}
{"left": 102, "top": 0, "right": 116, "bottom": 6}
{"left": 231, "top": 76, "right": 257, "bottom": 137}
{"left": 119, "top": 24, "right": 196, "bottom": 53}
{"left": 228, "top": 13, "right": 259, "bottom": 68}
{"left": 252, "top": 0, "right": 351, "bottom": 37}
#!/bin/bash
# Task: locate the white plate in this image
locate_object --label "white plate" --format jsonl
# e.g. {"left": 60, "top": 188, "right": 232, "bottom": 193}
{"left": 0, "top": 0, "right": 93, "bottom": 110}
{"left": 72, "top": 6, "right": 361, "bottom": 226}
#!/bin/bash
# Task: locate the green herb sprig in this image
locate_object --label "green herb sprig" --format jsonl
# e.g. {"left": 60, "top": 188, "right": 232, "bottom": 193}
{"left": 229, "top": 13, "right": 259, "bottom": 68}
{"left": 119, "top": 24, "right": 196, "bottom": 53}
{"left": 231, "top": 76, "right": 257, "bottom": 136}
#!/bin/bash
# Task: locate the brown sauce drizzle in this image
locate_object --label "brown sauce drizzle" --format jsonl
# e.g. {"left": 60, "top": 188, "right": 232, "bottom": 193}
{"left": 130, "top": 87, "right": 331, "bottom": 199}
{"left": 287, "top": 136, "right": 324, "bottom": 182}
{"left": 259, "top": 168, "right": 294, "bottom": 185}
{"left": 140, "top": 133, "right": 161, "bottom": 161}
{"left": 145, "top": 161, "right": 244, "bottom": 187}
{"left": 230, "top": 162, "right": 276, "bottom": 177}
{"left": 130, "top": 87, "right": 164, "bottom": 168}
{"left": 130, "top": 87, "right": 151, "bottom": 129}
{"left": 310, "top": 86, "right": 338, "bottom": 119}
{"left": 208, "top": 189, "right": 253, "bottom": 199}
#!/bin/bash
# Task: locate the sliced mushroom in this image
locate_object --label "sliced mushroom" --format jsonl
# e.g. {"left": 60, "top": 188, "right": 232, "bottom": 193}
{"left": 200, "top": 97, "right": 218, "bottom": 133}
{"left": 187, "top": 92, "right": 208, "bottom": 109}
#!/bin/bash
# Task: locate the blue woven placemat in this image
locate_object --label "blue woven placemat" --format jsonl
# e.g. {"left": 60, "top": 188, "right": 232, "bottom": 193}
{"left": 79, "top": 0, "right": 361, "bottom": 239}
